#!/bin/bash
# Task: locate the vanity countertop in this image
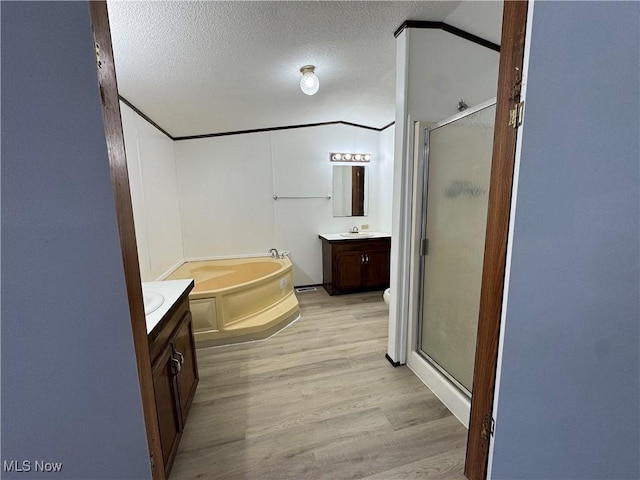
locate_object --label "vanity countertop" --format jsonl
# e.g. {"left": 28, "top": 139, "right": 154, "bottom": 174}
{"left": 143, "top": 279, "right": 194, "bottom": 334}
{"left": 318, "top": 231, "right": 391, "bottom": 241}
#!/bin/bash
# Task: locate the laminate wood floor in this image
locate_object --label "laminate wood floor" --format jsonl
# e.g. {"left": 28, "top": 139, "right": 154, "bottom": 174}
{"left": 170, "top": 289, "right": 467, "bottom": 480}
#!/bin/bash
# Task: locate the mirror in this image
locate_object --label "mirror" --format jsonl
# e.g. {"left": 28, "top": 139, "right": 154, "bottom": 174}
{"left": 332, "top": 165, "right": 368, "bottom": 217}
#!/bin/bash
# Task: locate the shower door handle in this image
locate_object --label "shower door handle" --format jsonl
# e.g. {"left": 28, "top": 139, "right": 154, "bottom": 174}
{"left": 421, "top": 238, "right": 429, "bottom": 256}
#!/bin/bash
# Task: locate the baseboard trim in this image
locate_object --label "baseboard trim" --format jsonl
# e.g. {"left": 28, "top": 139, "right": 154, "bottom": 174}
{"left": 407, "top": 350, "right": 470, "bottom": 427}
{"left": 385, "top": 353, "right": 403, "bottom": 367}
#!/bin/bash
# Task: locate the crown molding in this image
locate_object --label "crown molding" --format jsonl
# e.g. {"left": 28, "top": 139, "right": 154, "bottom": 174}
{"left": 394, "top": 21, "right": 500, "bottom": 52}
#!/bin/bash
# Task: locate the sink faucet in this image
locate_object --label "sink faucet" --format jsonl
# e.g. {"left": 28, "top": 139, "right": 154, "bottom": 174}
{"left": 269, "top": 248, "right": 279, "bottom": 258}
{"left": 351, "top": 226, "right": 359, "bottom": 233}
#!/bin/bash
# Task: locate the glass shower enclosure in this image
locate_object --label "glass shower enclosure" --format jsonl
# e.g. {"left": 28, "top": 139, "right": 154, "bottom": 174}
{"left": 416, "top": 99, "right": 496, "bottom": 395}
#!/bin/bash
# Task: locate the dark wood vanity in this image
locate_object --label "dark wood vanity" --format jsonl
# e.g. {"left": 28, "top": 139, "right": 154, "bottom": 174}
{"left": 147, "top": 280, "right": 198, "bottom": 477}
{"left": 320, "top": 234, "right": 391, "bottom": 295}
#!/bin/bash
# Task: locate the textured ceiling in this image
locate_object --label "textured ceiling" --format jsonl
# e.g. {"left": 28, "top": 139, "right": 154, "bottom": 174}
{"left": 108, "top": 1, "right": 503, "bottom": 137}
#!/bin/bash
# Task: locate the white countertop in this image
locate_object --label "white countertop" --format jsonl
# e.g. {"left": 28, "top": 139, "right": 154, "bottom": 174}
{"left": 143, "top": 279, "right": 194, "bottom": 334}
{"left": 319, "top": 231, "right": 391, "bottom": 241}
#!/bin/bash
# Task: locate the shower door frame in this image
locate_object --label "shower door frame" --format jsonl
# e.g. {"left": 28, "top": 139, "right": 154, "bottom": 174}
{"left": 405, "top": 118, "right": 472, "bottom": 427}
{"left": 406, "top": 99, "right": 497, "bottom": 428}
{"left": 414, "top": 98, "right": 497, "bottom": 398}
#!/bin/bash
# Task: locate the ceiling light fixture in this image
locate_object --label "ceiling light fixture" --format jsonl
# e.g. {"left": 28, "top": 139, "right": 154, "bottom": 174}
{"left": 300, "top": 65, "right": 319, "bottom": 95}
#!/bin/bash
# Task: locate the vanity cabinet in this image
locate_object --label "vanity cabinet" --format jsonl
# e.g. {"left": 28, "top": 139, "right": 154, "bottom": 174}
{"left": 320, "top": 236, "right": 391, "bottom": 295}
{"left": 148, "top": 288, "right": 198, "bottom": 477}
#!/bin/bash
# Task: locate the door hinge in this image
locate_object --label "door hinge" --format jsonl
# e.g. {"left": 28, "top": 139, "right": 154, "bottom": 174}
{"left": 93, "top": 36, "right": 103, "bottom": 70}
{"left": 480, "top": 413, "right": 495, "bottom": 441}
{"left": 508, "top": 101, "right": 524, "bottom": 129}
{"left": 420, "top": 238, "right": 429, "bottom": 256}
{"left": 150, "top": 454, "right": 155, "bottom": 470}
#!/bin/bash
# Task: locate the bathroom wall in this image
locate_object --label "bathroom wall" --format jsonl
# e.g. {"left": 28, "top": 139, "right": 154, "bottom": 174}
{"left": 1, "top": 2, "right": 150, "bottom": 478}
{"left": 174, "top": 124, "right": 386, "bottom": 285}
{"left": 121, "top": 102, "right": 184, "bottom": 281}
{"left": 174, "top": 132, "right": 275, "bottom": 256}
{"left": 490, "top": 1, "right": 639, "bottom": 478}
{"left": 405, "top": 29, "right": 500, "bottom": 123}
{"left": 377, "top": 125, "right": 395, "bottom": 233}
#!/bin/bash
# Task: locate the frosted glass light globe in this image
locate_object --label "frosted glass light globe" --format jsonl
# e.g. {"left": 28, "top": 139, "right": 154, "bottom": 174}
{"left": 299, "top": 65, "right": 319, "bottom": 96}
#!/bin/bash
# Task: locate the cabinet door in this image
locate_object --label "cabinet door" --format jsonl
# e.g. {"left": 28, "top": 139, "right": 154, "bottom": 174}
{"left": 152, "top": 346, "right": 181, "bottom": 469}
{"left": 172, "top": 313, "right": 199, "bottom": 418}
{"left": 364, "top": 249, "right": 391, "bottom": 288}
{"left": 335, "top": 251, "right": 363, "bottom": 291}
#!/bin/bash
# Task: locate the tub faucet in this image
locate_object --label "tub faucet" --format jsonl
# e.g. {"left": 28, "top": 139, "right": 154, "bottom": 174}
{"left": 269, "top": 248, "right": 279, "bottom": 258}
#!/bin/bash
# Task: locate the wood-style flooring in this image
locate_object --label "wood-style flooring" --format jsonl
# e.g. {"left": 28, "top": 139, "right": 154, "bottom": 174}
{"left": 170, "top": 289, "right": 467, "bottom": 480}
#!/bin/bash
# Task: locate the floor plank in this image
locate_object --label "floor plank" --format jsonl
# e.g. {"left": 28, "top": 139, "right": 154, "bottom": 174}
{"left": 170, "top": 289, "right": 467, "bottom": 479}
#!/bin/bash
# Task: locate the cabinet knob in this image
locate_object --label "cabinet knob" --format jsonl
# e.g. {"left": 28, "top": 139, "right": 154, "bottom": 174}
{"left": 365, "top": 254, "right": 369, "bottom": 263}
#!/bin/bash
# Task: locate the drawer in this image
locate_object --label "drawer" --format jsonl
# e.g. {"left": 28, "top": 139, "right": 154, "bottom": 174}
{"left": 330, "top": 238, "right": 390, "bottom": 254}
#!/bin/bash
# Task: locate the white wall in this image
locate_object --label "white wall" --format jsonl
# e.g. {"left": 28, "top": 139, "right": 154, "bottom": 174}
{"left": 406, "top": 29, "right": 499, "bottom": 122}
{"left": 121, "top": 102, "right": 184, "bottom": 281}
{"left": 174, "top": 124, "right": 387, "bottom": 286}
{"left": 174, "top": 132, "right": 276, "bottom": 257}
{"left": 377, "top": 125, "right": 395, "bottom": 233}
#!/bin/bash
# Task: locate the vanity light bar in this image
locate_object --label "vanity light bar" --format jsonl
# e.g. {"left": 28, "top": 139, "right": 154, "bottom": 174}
{"left": 330, "top": 153, "right": 371, "bottom": 162}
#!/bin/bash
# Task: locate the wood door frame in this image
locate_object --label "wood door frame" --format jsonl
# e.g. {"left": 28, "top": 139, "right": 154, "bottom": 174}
{"left": 465, "top": 1, "right": 529, "bottom": 479}
{"left": 87, "top": 1, "right": 529, "bottom": 478}
{"left": 88, "top": 3, "right": 165, "bottom": 479}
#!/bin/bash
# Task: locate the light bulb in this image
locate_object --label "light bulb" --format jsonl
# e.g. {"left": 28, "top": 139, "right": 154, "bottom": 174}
{"left": 300, "top": 65, "right": 319, "bottom": 95}
{"left": 332, "top": 153, "right": 342, "bottom": 161}
{"left": 343, "top": 153, "right": 352, "bottom": 160}
{"left": 363, "top": 154, "right": 371, "bottom": 161}
{"left": 354, "top": 154, "right": 362, "bottom": 161}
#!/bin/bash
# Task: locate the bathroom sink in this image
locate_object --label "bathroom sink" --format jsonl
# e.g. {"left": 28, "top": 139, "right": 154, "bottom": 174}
{"left": 142, "top": 289, "right": 165, "bottom": 315}
{"left": 340, "top": 232, "right": 374, "bottom": 238}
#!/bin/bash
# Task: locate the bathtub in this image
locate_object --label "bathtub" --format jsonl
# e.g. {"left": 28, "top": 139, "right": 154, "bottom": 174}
{"left": 165, "top": 257, "right": 299, "bottom": 347}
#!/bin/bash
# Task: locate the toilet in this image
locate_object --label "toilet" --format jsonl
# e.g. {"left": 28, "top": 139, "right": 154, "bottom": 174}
{"left": 383, "top": 288, "right": 391, "bottom": 306}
